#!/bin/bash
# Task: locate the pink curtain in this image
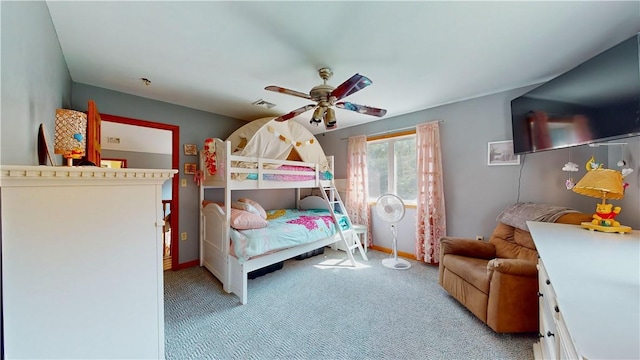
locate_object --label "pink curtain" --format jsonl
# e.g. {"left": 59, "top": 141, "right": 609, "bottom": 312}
{"left": 415, "top": 122, "right": 446, "bottom": 264}
{"left": 346, "top": 135, "right": 372, "bottom": 247}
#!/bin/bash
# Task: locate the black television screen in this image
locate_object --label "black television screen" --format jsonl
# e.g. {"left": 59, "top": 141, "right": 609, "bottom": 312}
{"left": 511, "top": 34, "right": 640, "bottom": 154}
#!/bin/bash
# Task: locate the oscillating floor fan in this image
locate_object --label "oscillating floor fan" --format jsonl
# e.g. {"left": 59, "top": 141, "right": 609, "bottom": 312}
{"left": 376, "top": 194, "right": 411, "bottom": 270}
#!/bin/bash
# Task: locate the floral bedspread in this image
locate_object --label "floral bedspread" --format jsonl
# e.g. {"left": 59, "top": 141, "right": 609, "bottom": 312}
{"left": 230, "top": 208, "right": 349, "bottom": 263}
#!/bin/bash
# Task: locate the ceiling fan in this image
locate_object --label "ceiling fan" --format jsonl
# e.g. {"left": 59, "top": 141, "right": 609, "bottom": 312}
{"left": 265, "top": 67, "right": 387, "bottom": 130}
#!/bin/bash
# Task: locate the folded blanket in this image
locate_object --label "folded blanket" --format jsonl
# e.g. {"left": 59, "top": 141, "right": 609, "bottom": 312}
{"left": 496, "top": 202, "right": 578, "bottom": 231}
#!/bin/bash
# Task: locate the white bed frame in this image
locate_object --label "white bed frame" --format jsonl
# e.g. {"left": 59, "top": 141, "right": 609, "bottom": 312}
{"left": 199, "top": 138, "right": 362, "bottom": 304}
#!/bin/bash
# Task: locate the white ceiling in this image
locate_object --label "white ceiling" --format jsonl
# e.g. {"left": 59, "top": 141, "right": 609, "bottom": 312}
{"left": 46, "top": 1, "right": 640, "bottom": 135}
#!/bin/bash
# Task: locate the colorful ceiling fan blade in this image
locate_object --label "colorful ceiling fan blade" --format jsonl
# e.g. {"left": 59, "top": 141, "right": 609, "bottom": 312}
{"left": 265, "top": 86, "right": 312, "bottom": 100}
{"left": 274, "top": 104, "right": 317, "bottom": 122}
{"left": 335, "top": 102, "right": 387, "bottom": 117}
{"left": 330, "top": 74, "right": 372, "bottom": 101}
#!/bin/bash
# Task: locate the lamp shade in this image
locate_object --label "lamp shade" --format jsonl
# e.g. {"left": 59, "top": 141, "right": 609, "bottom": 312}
{"left": 572, "top": 168, "right": 624, "bottom": 200}
{"left": 54, "top": 109, "right": 87, "bottom": 160}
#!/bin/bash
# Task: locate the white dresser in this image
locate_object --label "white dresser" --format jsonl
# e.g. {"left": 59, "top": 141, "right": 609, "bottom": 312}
{"left": 1, "top": 166, "right": 176, "bottom": 359}
{"left": 528, "top": 221, "right": 640, "bottom": 360}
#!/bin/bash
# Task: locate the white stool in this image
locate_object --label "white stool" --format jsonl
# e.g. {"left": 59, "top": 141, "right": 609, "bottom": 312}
{"left": 351, "top": 224, "right": 368, "bottom": 253}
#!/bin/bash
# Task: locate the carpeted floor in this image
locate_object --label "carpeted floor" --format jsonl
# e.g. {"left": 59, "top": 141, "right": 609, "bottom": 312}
{"left": 164, "top": 248, "right": 537, "bottom": 360}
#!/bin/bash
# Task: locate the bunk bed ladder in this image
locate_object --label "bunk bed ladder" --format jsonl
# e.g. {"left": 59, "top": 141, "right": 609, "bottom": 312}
{"left": 318, "top": 184, "right": 368, "bottom": 263}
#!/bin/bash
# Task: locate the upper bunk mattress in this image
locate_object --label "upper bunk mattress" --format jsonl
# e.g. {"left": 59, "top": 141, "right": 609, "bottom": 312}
{"left": 244, "top": 164, "right": 333, "bottom": 181}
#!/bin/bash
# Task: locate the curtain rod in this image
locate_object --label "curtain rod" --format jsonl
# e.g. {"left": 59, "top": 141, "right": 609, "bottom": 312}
{"left": 339, "top": 120, "right": 443, "bottom": 140}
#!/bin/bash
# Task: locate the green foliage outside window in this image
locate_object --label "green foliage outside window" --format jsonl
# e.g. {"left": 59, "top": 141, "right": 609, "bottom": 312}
{"left": 367, "top": 135, "right": 416, "bottom": 203}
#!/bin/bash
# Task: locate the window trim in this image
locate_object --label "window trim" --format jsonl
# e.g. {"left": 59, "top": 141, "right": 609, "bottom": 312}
{"left": 367, "top": 129, "right": 416, "bottom": 142}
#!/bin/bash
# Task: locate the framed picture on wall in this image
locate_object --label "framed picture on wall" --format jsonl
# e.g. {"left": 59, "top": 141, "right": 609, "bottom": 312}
{"left": 184, "top": 144, "right": 198, "bottom": 156}
{"left": 487, "top": 140, "right": 520, "bottom": 166}
{"left": 184, "top": 163, "right": 197, "bottom": 174}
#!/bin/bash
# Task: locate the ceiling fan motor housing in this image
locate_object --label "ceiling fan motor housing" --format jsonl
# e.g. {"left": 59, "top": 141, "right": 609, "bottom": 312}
{"left": 318, "top": 67, "right": 333, "bottom": 81}
{"left": 309, "top": 84, "right": 334, "bottom": 102}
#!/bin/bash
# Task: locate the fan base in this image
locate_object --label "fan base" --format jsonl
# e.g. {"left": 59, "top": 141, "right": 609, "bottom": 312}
{"left": 382, "top": 257, "right": 411, "bottom": 270}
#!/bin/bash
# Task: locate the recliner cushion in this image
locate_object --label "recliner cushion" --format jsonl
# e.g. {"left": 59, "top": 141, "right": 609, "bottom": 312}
{"left": 442, "top": 255, "right": 490, "bottom": 294}
{"left": 489, "top": 223, "right": 538, "bottom": 262}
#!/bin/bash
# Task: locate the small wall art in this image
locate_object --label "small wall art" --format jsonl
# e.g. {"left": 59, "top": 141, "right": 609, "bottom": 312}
{"left": 184, "top": 144, "right": 198, "bottom": 156}
{"left": 487, "top": 140, "right": 520, "bottom": 166}
{"left": 184, "top": 162, "right": 197, "bottom": 175}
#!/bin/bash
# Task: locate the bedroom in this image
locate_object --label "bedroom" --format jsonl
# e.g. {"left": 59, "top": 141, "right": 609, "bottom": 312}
{"left": 1, "top": 1, "right": 639, "bottom": 359}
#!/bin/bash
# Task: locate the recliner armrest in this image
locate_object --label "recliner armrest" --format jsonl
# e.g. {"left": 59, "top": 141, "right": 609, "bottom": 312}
{"left": 486, "top": 258, "right": 540, "bottom": 333}
{"left": 487, "top": 258, "right": 537, "bottom": 280}
{"left": 440, "top": 237, "right": 496, "bottom": 260}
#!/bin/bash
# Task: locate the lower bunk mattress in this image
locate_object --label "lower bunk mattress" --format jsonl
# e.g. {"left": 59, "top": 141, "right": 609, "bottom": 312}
{"left": 231, "top": 208, "right": 349, "bottom": 264}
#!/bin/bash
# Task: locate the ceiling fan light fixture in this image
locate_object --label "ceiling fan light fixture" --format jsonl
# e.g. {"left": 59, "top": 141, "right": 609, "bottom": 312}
{"left": 310, "top": 106, "right": 325, "bottom": 125}
{"left": 325, "top": 107, "right": 336, "bottom": 128}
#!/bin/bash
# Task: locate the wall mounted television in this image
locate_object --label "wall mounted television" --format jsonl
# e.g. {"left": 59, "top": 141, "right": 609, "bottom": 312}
{"left": 511, "top": 33, "right": 640, "bottom": 154}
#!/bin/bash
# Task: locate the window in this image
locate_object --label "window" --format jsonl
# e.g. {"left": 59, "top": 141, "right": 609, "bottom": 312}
{"left": 367, "top": 133, "right": 417, "bottom": 204}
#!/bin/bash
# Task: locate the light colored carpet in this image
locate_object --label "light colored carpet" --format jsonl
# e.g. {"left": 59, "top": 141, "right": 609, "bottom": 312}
{"left": 164, "top": 248, "right": 537, "bottom": 359}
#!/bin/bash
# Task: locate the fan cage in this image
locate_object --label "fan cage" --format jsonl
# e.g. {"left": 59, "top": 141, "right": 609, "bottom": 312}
{"left": 376, "top": 194, "right": 406, "bottom": 223}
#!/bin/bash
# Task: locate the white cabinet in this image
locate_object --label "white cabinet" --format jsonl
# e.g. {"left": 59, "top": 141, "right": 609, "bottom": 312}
{"left": 529, "top": 221, "right": 640, "bottom": 360}
{"left": 1, "top": 166, "right": 176, "bottom": 359}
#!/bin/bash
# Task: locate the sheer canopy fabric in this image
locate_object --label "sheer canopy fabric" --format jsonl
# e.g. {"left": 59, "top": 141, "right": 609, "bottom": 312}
{"left": 226, "top": 117, "right": 330, "bottom": 172}
{"left": 346, "top": 135, "right": 371, "bottom": 247}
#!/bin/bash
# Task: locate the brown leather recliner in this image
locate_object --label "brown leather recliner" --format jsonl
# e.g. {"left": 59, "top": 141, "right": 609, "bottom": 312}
{"left": 438, "top": 212, "right": 592, "bottom": 333}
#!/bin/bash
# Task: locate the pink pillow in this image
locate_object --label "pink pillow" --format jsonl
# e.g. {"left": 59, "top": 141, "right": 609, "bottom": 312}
{"left": 202, "top": 200, "right": 223, "bottom": 207}
{"left": 230, "top": 208, "right": 268, "bottom": 230}
{"left": 238, "top": 198, "right": 267, "bottom": 219}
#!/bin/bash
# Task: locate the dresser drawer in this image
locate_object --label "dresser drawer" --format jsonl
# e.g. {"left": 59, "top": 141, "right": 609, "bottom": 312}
{"left": 538, "top": 260, "right": 557, "bottom": 302}
{"left": 556, "top": 312, "right": 580, "bottom": 360}
{"left": 538, "top": 260, "right": 560, "bottom": 326}
{"left": 538, "top": 302, "right": 558, "bottom": 360}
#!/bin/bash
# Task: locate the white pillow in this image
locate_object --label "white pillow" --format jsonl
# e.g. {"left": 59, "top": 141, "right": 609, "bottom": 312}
{"left": 237, "top": 198, "right": 267, "bottom": 219}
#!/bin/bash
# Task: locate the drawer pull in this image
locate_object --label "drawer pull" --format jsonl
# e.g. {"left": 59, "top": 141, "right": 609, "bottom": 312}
{"left": 547, "top": 331, "right": 555, "bottom": 337}
{"left": 538, "top": 333, "right": 544, "bottom": 338}
{"left": 546, "top": 279, "right": 551, "bottom": 285}
{"left": 554, "top": 305, "right": 559, "bottom": 313}
{"left": 538, "top": 292, "right": 544, "bottom": 297}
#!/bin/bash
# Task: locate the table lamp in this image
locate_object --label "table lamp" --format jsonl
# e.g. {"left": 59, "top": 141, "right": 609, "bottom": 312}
{"left": 54, "top": 109, "right": 87, "bottom": 166}
{"left": 572, "top": 168, "right": 631, "bottom": 233}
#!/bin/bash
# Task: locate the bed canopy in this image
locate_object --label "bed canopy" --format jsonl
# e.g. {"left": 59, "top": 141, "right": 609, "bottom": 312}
{"left": 226, "top": 117, "right": 330, "bottom": 172}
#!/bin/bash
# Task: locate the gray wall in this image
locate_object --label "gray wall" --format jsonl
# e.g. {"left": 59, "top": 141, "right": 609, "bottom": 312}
{"left": 320, "top": 90, "right": 640, "bottom": 247}
{"left": 202, "top": 188, "right": 299, "bottom": 211}
{"left": 1, "top": 1, "right": 72, "bottom": 165}
{"left": 1, "top": 4, "right": 70, "bottom": 351}
{"left": 71, "top": 83, "right": 246, "bottom": 263}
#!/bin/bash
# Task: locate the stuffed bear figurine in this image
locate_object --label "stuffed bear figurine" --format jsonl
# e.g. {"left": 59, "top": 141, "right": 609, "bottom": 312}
{"left": 592, "top": 203, "right": 622, "bottom": 227}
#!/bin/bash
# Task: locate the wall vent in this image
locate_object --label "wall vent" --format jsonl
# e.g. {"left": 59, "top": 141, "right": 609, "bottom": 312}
{"left": 252, "top": 99, "right": 276, "bottom": 109}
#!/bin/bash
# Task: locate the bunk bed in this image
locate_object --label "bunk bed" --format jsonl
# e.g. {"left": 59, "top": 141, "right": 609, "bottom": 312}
{"left": 199, "top": 117, "right": 367, "bottom": 304}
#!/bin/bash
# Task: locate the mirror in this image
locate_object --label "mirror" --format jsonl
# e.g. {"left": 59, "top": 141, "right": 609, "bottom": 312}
{"left": 100, "top": 158, "right": 127, "bottom": 168}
